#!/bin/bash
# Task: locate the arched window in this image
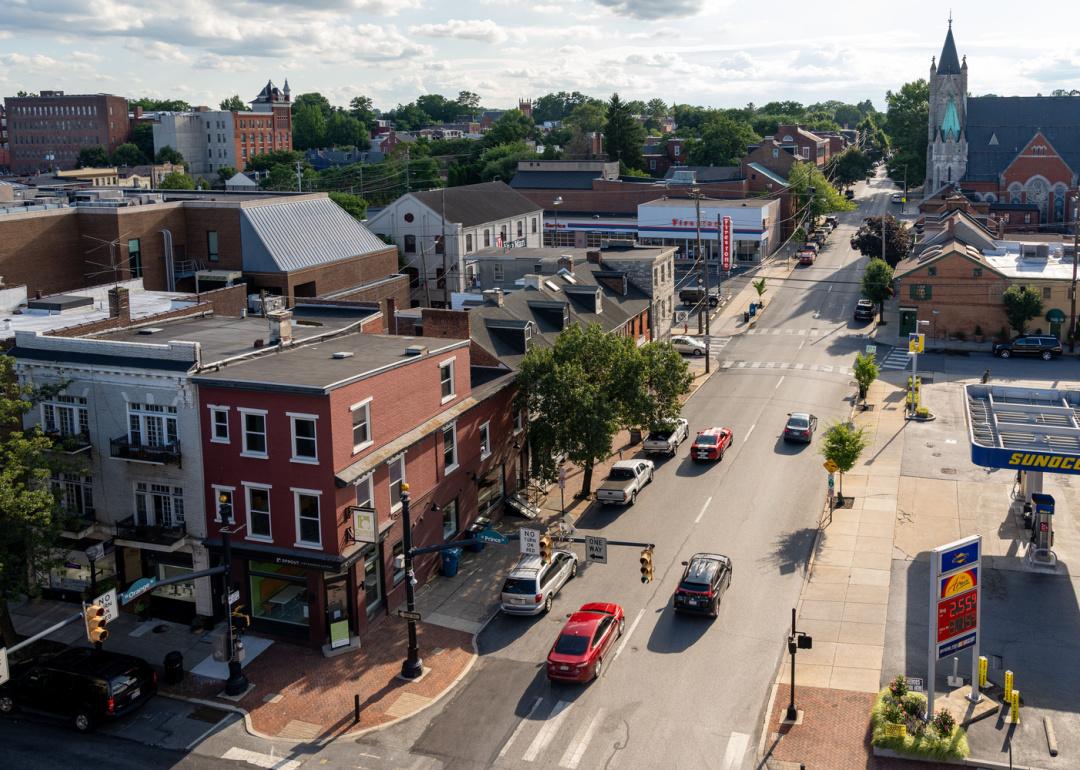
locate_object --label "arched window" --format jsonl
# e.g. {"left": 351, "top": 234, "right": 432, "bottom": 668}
{"left": 1008, "top": 183, "right": 1023, "bottom": 204}
{"left": 984, "top": 192, "right": 997, "bottom": 204}
{"left": 1053, "top": 184, "right": 1067, "bottom": 222}
{"left": 1026, "top": 177, "right": 1050, "bottom": 219}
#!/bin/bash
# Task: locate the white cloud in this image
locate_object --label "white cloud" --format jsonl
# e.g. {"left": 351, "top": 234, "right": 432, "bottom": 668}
{"left": 409, "top": 19, "right": 507, "bottom": 44}
{"left": 127, "top": 39, "right": 193, "bottom": 65}
{"left": 593, "top": 0, "right": 705, "bottom": 20}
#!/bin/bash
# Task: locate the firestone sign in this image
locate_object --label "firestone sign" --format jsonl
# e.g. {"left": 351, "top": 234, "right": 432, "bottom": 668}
{"left": 721, "top": 216, "right": 732, "bottom": 270}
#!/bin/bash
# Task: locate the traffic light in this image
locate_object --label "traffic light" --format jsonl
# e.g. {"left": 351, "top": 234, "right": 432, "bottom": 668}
{"left": 539, "top": 535, "right": 553, "bottom": 564}
{"left": 640, "top": 546, "right": 654, "bottom": 583}
{"left": 84, "top": 602, "right": 109, "bottom": 644}
{"left": 218, "top": 492, "right": 232, "bottom": 524}
{"left": 231, "top": 606, "right": 251, "bottom": 634}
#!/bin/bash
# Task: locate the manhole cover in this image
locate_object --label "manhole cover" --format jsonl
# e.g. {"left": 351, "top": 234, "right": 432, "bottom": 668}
{"left": 932, "top": 452, "right": 942, "bottom": 457}
{"left": 941, "top": 468, "right": 958, "bottom": 475}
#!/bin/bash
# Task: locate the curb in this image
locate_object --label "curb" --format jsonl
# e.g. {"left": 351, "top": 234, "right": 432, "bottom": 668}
{"left": 872, "top": 745, "right": 1051, "bottom": 770}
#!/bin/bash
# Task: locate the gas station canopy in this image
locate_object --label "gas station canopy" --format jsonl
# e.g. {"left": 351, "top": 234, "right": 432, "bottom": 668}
{"left": 965, "top": 384, "right": 1080, "bottom": 472}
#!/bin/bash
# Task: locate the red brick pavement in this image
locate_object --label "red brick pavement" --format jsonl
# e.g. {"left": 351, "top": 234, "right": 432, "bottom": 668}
{"left": 166, "top": 620, "right": 473, "bottom": 741}
{"left": 763, "top": 685, "right": 957, "bottom": 770}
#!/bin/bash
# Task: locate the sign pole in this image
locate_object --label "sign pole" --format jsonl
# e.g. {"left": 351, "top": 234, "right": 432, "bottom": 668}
{"left": 927, "top": 544, "right": 937, "bottom": 721}
{"left": 970, "top": 561, "right": 982, "bottom": 704}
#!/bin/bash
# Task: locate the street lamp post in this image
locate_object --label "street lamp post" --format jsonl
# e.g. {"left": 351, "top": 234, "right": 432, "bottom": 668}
{"left": 691, "top": 187, "right": 711, "bottom": 373}
{"left": 400, "top": 483, "right": 423, "bottom": 679}
{"left": 1070, "top": 201, "right": 1079, "bottom": 352}
{"left": 218, "top": 494, "right": 249, "bottom": 696}
{"left": 552, "top": 195, "right": 563, "bottom": 248}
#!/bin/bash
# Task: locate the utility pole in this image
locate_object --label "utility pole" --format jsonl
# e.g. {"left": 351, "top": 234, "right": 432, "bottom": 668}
{"left": 399, "top": 484, "right": 423, "bottom": 679}
{"left": 1071, "top": 200, "right": 1079, "bottom": 352}
{"left": 692, "top": 188, "right": 711, "bottom": 373}
{"left": 295, "top": 160, "right": 303, "bottom": 193}
{"left": 405, "top": 148, "right": 411, "bottom": 193}
{"left": 359, "top": 164, "right": 364, "bottom": 198}
{"left": 441, "top": 187, "right": 449, "bottom": 305}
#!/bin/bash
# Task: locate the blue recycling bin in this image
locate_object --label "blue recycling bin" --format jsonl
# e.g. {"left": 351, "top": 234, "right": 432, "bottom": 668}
{"left": 748, "top": 303, "right": 757, "bottom": 317}
{"left": 441, "top": 547, "right": 462, "bottom": 577}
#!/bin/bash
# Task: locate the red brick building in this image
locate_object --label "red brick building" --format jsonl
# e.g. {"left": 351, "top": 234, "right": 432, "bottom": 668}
{"left": 772, "top": 124, "right": 830, "bottom": 167}
{"left": 5, "top": 91, "right": 130, "bottom": 173}
{"left": 194, "top": 333, "right": 522, "bottom": 648}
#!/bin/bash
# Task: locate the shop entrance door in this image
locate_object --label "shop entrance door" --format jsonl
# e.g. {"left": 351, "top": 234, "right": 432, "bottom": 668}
{"left": 899, "top": 308, "right": 917, "bottom": 336}
{"left": 363, "top": 547, "right": 383, "bottom": 618}
{"left": 325, "top": 576, "right": 351, "bottom": 649}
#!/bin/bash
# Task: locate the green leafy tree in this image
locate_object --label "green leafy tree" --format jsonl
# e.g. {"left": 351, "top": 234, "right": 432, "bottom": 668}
{"left": 158, "top": 171, "right": 196, "bottom": 189}
{"left": 416, "top": 94, "right": 461, "bottom": 123}
{"left": 478, "top": 142, "right": 535, "bottom": 182}
{"left": 627, "top": 342, "right": 693, "bottom": 431}
{"left": 328, "top": 191, "right": 368, "bottom": 220}
{"left": 262, "top": 165, "right": 298, "bottom": 191}
{"left": 110, "top": 142, "right": 146, "bottom": 167}
{"left": 789, "top": 162, "right": 855, "bottom": 219}
{"left": 820, "top": 421, "right": 869, "bottom": 498}
{"left": 76, "top": 146, "right": 109, "bottom": 168}
{"left": 326, "top": 111, "right": 368, "bottom": 149}
{"left": 293, "top": 102, "right": 327, "bottom": 150}
{"left": 565, "top": 100, "right": 607, "bottom": 133}
{"left": 603, "top": 93, "right": 645, "bottom": 171}
{"left": 686, "top": 115, "right": 758, "bottom": 166}
{"left": 861, "top": 258, "right": 895, "bottom": 322}
{"left": 533, "top": 91, "right": 595, "bottom": 123}
{"left": 0, "top": 356, "right": 62, "bottom": 646}
{"left": 484, "top": 110, "right": 535, "bottom": 147}
{"left": 850, "top": 216, "right": 913, "bottom": 267}
{"left": 884, "top": 79, "right": 929, "bottom": 185}
{"left": 131, "top": 97, "right": 191, "bottom": 112}
{"left": 217, "top": 166, "right": 239, "bottom": 185}
{"left": 752, "top": 278, "right": 768, "bottom": 306}
{"left": 293, "top": 92, "right": 333, "bottom": 116}
{"left": 1002, "top": 285, "right": 1044, "bottom": 335}
{"left": 219, "top": 94, "right": 251, "bottom": 111}
{"left": 131, "top": 122, "right": 155, "bottom": 162}
{"left": 832, "top": 147, "right": 873, "bottom": 188}
{"left": 154, "top": 145, "right": 185, "bottom": 165}
{"left": 245, "top": 149, "right": 304, "bottom": 173}
{"left": 853, "top": 352, "right": 880, "bottom": 401}
{"left": 456, "top": 90, "right": 481, "bottom": 113}
{"left": 348, "top": 95, "right": 377, "bottom": 130}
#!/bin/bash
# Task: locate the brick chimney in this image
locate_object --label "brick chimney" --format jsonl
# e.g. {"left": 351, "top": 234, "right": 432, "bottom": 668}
{"left": 267, "top": 309, "right": 294, "bottom": 345}
{"left": 108, "top": 286, "right": 131, "bottom": 323}
{"left": 522, "top": 274, "right": 542, "bottom": 290}
{"left": 586, "top": 250, "right": 602, "bottom": 264}
{"left": 558, "top": 254, "right": 575, "bottom": 272}
{"left": 385, "top": 296, "right": 397, "bottom": 334}
{"left": 482, "top": 288, "right": 504, "bottom": 307}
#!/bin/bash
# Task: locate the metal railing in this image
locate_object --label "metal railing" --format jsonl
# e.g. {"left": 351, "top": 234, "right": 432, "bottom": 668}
{"left": 109, "top": 436, "right": 182, "bottom": 465}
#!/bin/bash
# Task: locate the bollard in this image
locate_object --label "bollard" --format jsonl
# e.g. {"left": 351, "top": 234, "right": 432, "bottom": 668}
{"left": 1010, "top": 690, "right": 1020, "bottom": 725}
{"left": 1044, "top": 715, "right": 1059, "bottom": 757}
{"left": 1004, "top": 669, "right": 1013, "bottom": 696}
{"left": 354, "top": 693, "right": 361, "bottom": 724}
{"left": 978, "top": 656, "right": 988, "bottom": 689}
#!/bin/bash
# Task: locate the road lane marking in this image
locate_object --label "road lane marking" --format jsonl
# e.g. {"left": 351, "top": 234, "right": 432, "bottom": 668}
{"left": 221, "top": 747, "right": 301, "bottom": 770}
{"left": 745, "top": 423, "right": 756, "bottom": 441}
{"left": 614, "top": 608, "right": 646, "bottom": 660}
{"left": 695, "top": 496, "right": 712, "bottom": 524}
{"left": 559, "top": 708, "right": 606, "bottom": 768}
{"left": 720, "top": 732, "right": 751, "bottom": 770}
{"left": 522, "top": 700, "right": 573, "bottom": 762}
{"left": 775, "top": 375, "right": 785, "bottom": 390}
{"left": 497, "top": 696, "right": 544, "bottom": 759}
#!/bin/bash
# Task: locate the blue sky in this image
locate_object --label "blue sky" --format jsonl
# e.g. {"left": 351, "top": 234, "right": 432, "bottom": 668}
{"left": 1, "top": 0, "right": 1078, "bottom": 112}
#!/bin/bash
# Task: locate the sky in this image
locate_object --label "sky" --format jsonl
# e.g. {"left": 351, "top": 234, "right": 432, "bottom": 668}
{"left": 1, "top": 0, "right": 1079, "bottom": 113}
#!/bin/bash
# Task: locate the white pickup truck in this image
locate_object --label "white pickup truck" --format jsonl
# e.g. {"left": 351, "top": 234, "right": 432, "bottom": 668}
{"left": 642, "top": 418, "right": 690, "bottom": 456}
{"left": 595, "top": 460, "right": 654, "bottom": 506}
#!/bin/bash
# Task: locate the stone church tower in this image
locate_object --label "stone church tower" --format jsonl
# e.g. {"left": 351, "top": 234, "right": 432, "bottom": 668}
{"left": 925, "top": 19, "right": 968, "bottom": 193}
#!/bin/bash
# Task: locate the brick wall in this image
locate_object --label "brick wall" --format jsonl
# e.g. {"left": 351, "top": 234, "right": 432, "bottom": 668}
{"left": 0, "top": 208, "right": 84, "bottom": 295}
{"left": 245, "top": 246, "right": 400, "bottom": 301}
{"left": 898, "top": 253, "right": 1011, "bottom": 339}
{"left": 198, "top": 283, "right": 248, "bottom": 317}
{"left": 182, "top": 206, "right": 244, "bottom": 272}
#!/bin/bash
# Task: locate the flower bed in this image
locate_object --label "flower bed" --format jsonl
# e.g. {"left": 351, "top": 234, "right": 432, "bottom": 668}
{"left": 870, "top": 676, "right": 969, "bottom": 761}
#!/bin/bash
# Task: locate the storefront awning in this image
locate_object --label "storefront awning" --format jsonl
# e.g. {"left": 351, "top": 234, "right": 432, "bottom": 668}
{"left": 1046, "top": 308, "right": 1066, "bottom": 323}
{"left": 203, "top": 538, "right": 368, "bottom": 573}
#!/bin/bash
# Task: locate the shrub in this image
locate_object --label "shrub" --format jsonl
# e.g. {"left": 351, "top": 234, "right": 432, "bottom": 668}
{"left": 933, "top": 708, "right": 957, "bottom": 738}
{"left": 870, "top": 686, "right": 969, "bottom": 761}
{"left": 888, "top": 675, "right": 908, "bottom": 699}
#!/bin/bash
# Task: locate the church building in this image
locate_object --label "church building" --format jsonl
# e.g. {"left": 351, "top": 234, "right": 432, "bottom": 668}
{"left": 925, "top": 20, "right": 1080, "bottom": 225}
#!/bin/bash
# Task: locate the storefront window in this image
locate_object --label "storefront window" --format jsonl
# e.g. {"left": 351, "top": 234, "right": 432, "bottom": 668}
{"left": 442, "top": 499, "right": 459, "bottom": 540}
{"left": 477, "top": 466, "right": 504, "bottom": 517}
{"left": 250, "top": 561, "right": 310, "bottom": 626}
{"left": 151, "top": 563, "right": 196, "bottom": 603}
{"left": 364, "top": 546, "right": 383, "bottom": 617}
{"left": 45, "top": 546, "right": 116, "bottom": 593}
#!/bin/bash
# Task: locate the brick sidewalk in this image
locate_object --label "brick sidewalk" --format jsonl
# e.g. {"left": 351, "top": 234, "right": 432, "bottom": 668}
{"left": 166, "top": 619, "right": 473, "bottom": 741}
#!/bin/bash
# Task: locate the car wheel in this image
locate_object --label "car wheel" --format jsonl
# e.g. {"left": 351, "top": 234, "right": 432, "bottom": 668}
{"left": 594, "top": 658, "right": 603, "bottom": 680}
{"left": 629, "top": 491, "right": 637, "bottom": 505}
{"left": 999, "top": 349, "right": 1011, "bottom": 359}
{"left": 543, "top": 595, "right": 553, "bottom": 614}
{"left": 618, "top": 617, "right": 626, "bottom": 636}
{"left": 718, "top": 449, "right": 724, "bottom": 461}
{"left": 0, "top": 696, "right": 14, "bottom": 714}
{"left": 73, "top": 711, "right": 93, "bottom": 732}
{"left": 648, "top": 470, "right": 654, "bottom": 484}
{"left": 570, "top": 560, "right": 578, "bottom": 579}
{"left": 693, "top": 349, "right": 703, "bottom": 356}
{"left": 1042, "top": 350, "right": 1052, "bottom": 360}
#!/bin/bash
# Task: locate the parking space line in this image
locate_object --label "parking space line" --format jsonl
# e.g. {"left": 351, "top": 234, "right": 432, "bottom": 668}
{"left": 775, "top": 375, "right": 785, "bottom": 390}
{"left": 496, "top": 696, "right": 544, "bottom": 759}
{"left": 745, "top": 423, "right": 756, "bottom": 441}
{"left": 695, "top": 496, "right": 712, "bottom": 524}
{"left": 221, "top": 747, "right": 301, "bottom": 770}
{"left": 559, "top": 708, "right": 606, "bottom": 768}
{"left": 614, "top": 608, "right": 646, "bottom": 660}
{"left": 522, "top": 700, "right": 573, "bottom": 762}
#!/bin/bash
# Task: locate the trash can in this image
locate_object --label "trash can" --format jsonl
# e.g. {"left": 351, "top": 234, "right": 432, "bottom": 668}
{"left": 163, "top": 650, "right": 184, "bottom": 684}
{"left": 441, "top": 547, "right": 462, "bottom": 577}
{"left": 743, "top": 311, "right": 750, "bottom": 323}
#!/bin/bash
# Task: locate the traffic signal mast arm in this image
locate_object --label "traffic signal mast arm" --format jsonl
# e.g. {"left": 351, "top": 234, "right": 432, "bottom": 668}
{"left": 408, "top": 533, "right": 656, "bottom": 556}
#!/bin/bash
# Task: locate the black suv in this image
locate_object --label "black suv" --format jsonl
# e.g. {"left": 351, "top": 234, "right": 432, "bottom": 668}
{"left": 854, "top": 299, "right": 875, "bottom": 321}
{"left": 0, "top": 647, "right": 157, "bottom": 731}
{"left": 993, "top": 335, "right": 1062, "bottom": 360}
{"left": 673, "top": 553, "right": 732, "bottom": 617}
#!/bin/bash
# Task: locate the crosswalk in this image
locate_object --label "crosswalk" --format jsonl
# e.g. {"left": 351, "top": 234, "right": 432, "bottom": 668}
{"left": 720, "top": 359, "right": 854, "bottom": 377}
{"left": 744, "top": 327, "right": 822, "bottom": 337}
{"left": 879, "top": 346, "right": 911, "bottom": 370}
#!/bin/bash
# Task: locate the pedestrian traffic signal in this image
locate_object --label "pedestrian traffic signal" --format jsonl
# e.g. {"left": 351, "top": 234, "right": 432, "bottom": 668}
{"left": 640, "top": 546, "right": 655, "bottom": 583}
{"left": 231, "top": 606, "right": 251, "bottom": 633}
{"left": 539, "top": 535, "right": 553, "bottom": 564}
{"left": 218, "top": 492, "right": 233, "bottom": 524}
{"left": 84, "top": 602, "right": 109, "bottom": 644}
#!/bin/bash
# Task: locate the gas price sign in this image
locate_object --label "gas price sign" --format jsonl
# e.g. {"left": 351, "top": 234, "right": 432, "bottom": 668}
{"left": 937, "top": 589, "right": 977, "bottom": 643}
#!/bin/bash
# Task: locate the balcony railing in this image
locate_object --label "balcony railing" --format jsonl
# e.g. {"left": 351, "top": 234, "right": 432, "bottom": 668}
{"left": 43, "top": 430, "right": 93, "bottom": 455}
{"left": 110, "top": 436, "right": 182, "bottom": 466}
{"left": 114, "top": 515, "right": 186, "bottom": 547}
{"left": 59, "top": 510, "right": 97, "bottom": 538}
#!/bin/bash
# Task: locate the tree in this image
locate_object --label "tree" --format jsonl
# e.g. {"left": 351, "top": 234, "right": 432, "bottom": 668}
{"left": 417, "top": 94, "right": 461, "bottom": 124}
{"left": 1002, "top": 285, "right": 1043, "bottom": 335}
{"left": 328, "top": 191, "right": 368, "bottom": 220}
{"left": 293, "top": 92, "right": 333, "bottom": 117}
{"left": 76, "top": 146, "right": 109, "bottom": 168}
{"left": 245, "top": 149, "right": 304, "bottom": 173}
{"left": 565, "top": 100, "right": 607, "bottom": 133}
{"left": 158, "top": 171, "right": 196, "bottom": 190}
{"left": 477, "top": 142, "right": 535, "bottom": 182}
{"left": 293, "top": 102, "right": 327, "bottom": 150}
{"left": 348, "top": 95, "right": 377, "bottom": 130}
{"left": 131, "top": 123, "right": 155, "bottom": 162}
{"left": 130, "top": 97, "right": 191, "bottom": 112}
{"left": 853, "top": 352, "right": 880, "bottom": 402}
{"left": 820, "top": 421, "right": 868, "bottom": 499}
{"left": 884, "top": 79, "right": 929, "bottom": 185}
{"left": 219, "top": 94, "right": 250, "bottom": 111}
{"left": 789, "top": 162, "right": 854, "bottom": 220}
{"left": 456, "top": 90, "right": 481, "bottom": 113}
{"left": 484, "top": 110, "right": 535, "bottom": 147}
{"left": 603, "top": 93, "right": 645, "bottom": 171}
{"left": 861, "top": 258, "right": 895, "bottom": 322}
{"left": 386, "top": 102, "right": 431, "bottom": 131}
{"left": 686, "top": 115, "right": 758, "bottom": 166}
{"left": 832, "top": 147, "right": 873, "bottom": 188}
{"left": 0, "top": 355, "right": 62, "bottom": 646}
{"left": 752, "top": 278, "right": 768, "bottom": 306}
{"left": 849, "top": 216, "right": 913, "bottom": 267}
{"left": 110, "top": 142, "right": 146, "bottom": 167}
{"left": 629, "top": 342, "right": 693, "bottom": 431}
{"left": 154, "top": 146, "right": 185, "bottom": 165}
{"left": 533, "top": 91, "right": 595, "bottom": 123}
{"left": 326, "top": 111, "right": 368, "bottom": 149}
{"left": 217, "top": 166, "right": 239, "bottom": 185}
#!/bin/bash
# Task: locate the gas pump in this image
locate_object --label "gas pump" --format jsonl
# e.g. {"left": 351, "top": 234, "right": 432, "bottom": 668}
{"left": 1028, "top": 492, "right": 1057, "bottom": 568}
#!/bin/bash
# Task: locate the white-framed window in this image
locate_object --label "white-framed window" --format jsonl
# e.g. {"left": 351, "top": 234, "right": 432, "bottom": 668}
{"left": 484, "top": 229, "right": 491, "bottom": 248}
{"left": 135, "top": 482, "right": 184, "bottom": 528}
{"left": 292, "top": 488, "right": 322, "bottom": 548}
{"left": 388, "top": 455, "right": 405, "bottom": 512}
{"left": 289, "top": 413, "right": 318, "bottom": 463}
{"left": 209, "top": 406, "right": 229, "bottom": 443}
{"left": 127, "top": 402, "right": 178, "bottom": 448}
{"left": 351, "top": 398, "right": 372, "bottom": 453}
{"left": 212, "top": 485, "right": 235, "bottom": 523}
{"left": 355, "top": 472, "right": 374, "bottom": 510}
{"left": 52, "top": 472, "right": 94, "bottom": 518}
{"left": 443, "top": 423, "right": 458, "bottom": 473}
{"left": 244, "top": 483, "right": 272, "bottom": 541}
{"left": 479, "top": 421, "right": 491, "bottom": 460}
{"left": 439, "top": 358, "right": 456, "bottom": 403}
{"left": 41, "top": 394, "right": 89, "bottom": 437}
{"left": 493, "top": 263, "right": 504, "bottom": 281}
{"left": 513, "top": 409, "right": 524, "bottom": 435}
{"left": 239, "top": 408, "right": 268, "bottom": 457}
{"left": 442, "top": 498, "right": 459, "bottom": 540}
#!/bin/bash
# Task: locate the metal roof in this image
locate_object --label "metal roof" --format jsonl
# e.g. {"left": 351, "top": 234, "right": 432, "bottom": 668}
{"left": 240, "top": 197, "right": 389, "bottom": 273}
{"left": 965, "top": 384, "right": 1080, "bottom": 457}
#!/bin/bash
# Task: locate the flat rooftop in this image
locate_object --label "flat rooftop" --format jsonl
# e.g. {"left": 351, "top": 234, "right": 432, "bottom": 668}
{"left": 640, "top": 197, "right": 774, "bottom": 208}
{"left": 469, "top": 245, "right": 671, "bottom": 260}
{"left": 194, "top": 334, "right": 468, "bottom": 394}
{"left": 966, "top": 384, "right": 1080, "bottom": 459}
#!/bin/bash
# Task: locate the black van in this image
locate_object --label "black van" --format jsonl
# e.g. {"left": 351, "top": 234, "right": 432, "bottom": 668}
{"left": 0, "top": 647, "right": 157, "bottom": 731}
{"left": 679, "top": 287, "right": 720, "bottom": 307}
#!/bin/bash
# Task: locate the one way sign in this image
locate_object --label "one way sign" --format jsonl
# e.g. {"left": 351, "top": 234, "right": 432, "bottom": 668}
{"left": 586, "top": 536, "right": 608, "bottom": 564}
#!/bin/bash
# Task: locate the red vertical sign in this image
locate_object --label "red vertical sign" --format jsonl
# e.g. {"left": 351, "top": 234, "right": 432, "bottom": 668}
{"left": 721, "top": 216, "right": 732, "bottom": 271}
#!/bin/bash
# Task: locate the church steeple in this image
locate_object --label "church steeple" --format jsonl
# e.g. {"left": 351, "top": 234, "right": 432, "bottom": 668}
{"left": 925, "top": 16, "right": 969, "bottom": 194}
{"left": 938, "top": 16, "right": 961, "bottom": 74}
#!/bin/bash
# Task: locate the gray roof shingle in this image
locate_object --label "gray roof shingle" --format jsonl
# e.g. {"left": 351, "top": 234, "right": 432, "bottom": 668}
{"left": 938, "top": 25, "right": 962, "bottom": 75}
{"left": 411, "top": 181, "right": 540, "bottom": 227}
{"left": 964, "top": 96, "right": 1080, "bottom": 181}
{"left": 509, "top": 170, "right": 602, "bottom": 190}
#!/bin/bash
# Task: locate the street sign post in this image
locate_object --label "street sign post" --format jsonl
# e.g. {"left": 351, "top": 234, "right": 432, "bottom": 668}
{"left": 520, "top": 527, "right": 541, "bottom": 557}
{"left": 865, "top": 344, "right": 877, "bottom": 356}
{"left": 474, "top": 528, "right": 509, "bottom": 545}
{"left": 229, "top": 589, "right": 240, "bottom": 606}
{"left": 586, "top": 536, "right": 608, "bottom": 564}
{"left": 397, "top": 609, "right": 422, "bottom": 621}
{"left": 928, "top": 535, "right": 982, "bottom": 720}
{"left": 92, "top": 587, "right": 119, "bottom": 624}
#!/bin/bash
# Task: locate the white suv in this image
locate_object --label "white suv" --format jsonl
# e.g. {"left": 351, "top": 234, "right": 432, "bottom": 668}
{"left": 500, "top": 551, "right": 578, "bottom": 615}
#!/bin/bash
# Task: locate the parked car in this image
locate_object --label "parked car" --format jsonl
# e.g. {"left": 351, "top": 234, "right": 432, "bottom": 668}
{"left": 546, "top": 602, "right": 625, "bottom": 682}
{"left": 890, "top": 192, "right": 904, "bottom": 204}
{"left": 643, "top": 418, "right": 690, "bottom": 456}
{"left": 595, "top": 460, "right": 654, "bottom": 505}
{"left": 801, "top": 242, "right": 820, "bottom": 254}
{"left": 854, "top": 299, "right": 875, "bottom": 321}
{"left": 808, "top": 231, "right": 826, "bottom": 245}
{"left": 845, "top": 189, "right": 855, "bottom": 200}
{"left": 501, "top": 550, "right": 578, "bottom": 615}
{"left": 679, "top": 287, "right": 720, "bottom": 307}
{"left": 993, "top": 335, "right": 1062, "bottom": 360}
{"left": 673, "top": 553, "right": 733, "bottom": 617}
{"left": 825, "top": 216, "right": 840, "bottom": 228}
{"left": 0, "top": 647, "right": 157, "bottom": 732}
{"left": 783, "top": 412, "right": 818, "bottom": 443}
{"left": 670, "top": 335, "right": 707, "bottom": 356}
{"left": 798, "top": 251, "right": 816, "bottom": 266}
{"left": 691, "top": 427, "right": 734, "bottom": 462}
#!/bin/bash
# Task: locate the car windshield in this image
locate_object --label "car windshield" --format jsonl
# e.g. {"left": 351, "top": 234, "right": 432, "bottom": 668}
{"left": 679, "top": 580, "right": 710, "bottom": 593}
{"left": 554, "top": 634, "right": 590, "bottom": 656}
{"left": 788, "top": 417, "right": 809, "bottom": 429}
{"left": 608, "top": 468, "right": 636, "bottom": 480}
{"left": 695, "top": 435, "right": 718, "bottom": 446}
{"left": 502, "top": 578, "right": 536, "bottom": 595}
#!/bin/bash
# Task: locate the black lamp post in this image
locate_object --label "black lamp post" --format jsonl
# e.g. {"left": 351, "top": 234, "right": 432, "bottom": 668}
{"left": 219, "top": 494, "right": 249, "bottom": 696}
{"left": 400, "top": 483, "right": 423, "bottom": 679}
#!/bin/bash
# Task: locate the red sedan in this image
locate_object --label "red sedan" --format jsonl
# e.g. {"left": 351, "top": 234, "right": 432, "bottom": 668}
{"left": 546, "top": 602, "right": 625, "bottom": 683}
{"left": 691, "top": 427, "right": 733, "bottom": 462}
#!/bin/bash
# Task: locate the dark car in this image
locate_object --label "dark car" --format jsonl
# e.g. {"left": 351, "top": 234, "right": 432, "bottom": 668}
{"left": 783, "top": 412, "right": 818, "bottom": 443}
{"left": 854, "top": 299, "right": 875, "bottom": 321}
{"left": 679, "top": 287, "right": 720, "bottom": 307}
{"left": 993, "top": 335, "right": 1062, "bottom": 360}
{"left": 0, "top": 647, "right": 157, "bottom": 732}
{"left": 673, "top": 553, "right": 732, "bottom": 617}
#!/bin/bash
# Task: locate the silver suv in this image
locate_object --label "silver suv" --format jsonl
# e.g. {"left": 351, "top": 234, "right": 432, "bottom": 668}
{"left": 500, "top": 551, "right": 578, "bottom": 615}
